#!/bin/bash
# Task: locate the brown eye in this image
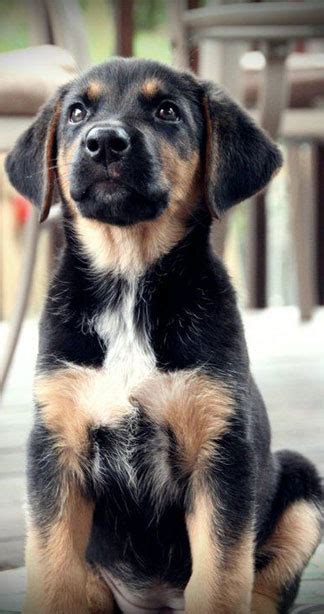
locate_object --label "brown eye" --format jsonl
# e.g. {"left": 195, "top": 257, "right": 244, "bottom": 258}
{"left": 156, "top": 101, "right": 180, "bottom": 123}
{"left": 69, "top": 103, "right": 87, "bottom": 124}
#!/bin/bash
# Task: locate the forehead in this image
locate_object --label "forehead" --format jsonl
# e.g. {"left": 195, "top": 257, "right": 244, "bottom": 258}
{"left": 66, "top": 59, "right": 200, "bottom": 108}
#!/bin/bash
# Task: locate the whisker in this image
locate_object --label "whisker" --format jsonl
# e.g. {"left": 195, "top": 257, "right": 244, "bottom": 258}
{"left": 25, "top": 162, "right": 73, "bottom": 179}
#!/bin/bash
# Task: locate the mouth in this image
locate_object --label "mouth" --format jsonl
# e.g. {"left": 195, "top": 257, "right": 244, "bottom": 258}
{"left": 72, "top": 178, "right": 132, "bottom": 225}
{"left": 89, "top": 178, "right": 130, "bottom": 201}
{"left": 69, "top": 165, "right": 169, "bottom": 226}
{"left": 70, "top": 168, "right": 131, "bottom": 202}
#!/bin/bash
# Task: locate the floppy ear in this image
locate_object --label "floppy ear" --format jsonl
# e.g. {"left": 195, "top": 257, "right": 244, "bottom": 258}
{"left": 5, "top": 85, "right": 68, "bottom": 222}
{"left": 202, "top": 81, "right": 283, "bottom": 217}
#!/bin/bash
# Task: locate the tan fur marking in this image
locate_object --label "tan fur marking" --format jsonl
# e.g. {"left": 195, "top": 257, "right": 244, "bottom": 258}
{"left": 35, "top": 369, "right": 91, "bottom": 483}
{"left": 220, "top": 531, "right": 254, "bottom": 613}
{"left": 141, "top": 79, "right": 162, "bottom": 97}
{"left": 86, "top": 81, "right": 103, "bottom": 100}
{"left": 251, "top": 593, "right": 277, "bottom": 614}
{"left": 74, "top": 202, "right": 190, "bottom": 276}
{"left": 40, "top": 102, "right": 63, "bottom": 223}
{"left": 86, "top": 566, "right": 115, "bottom": 613}
{"left": 35, "top": 367, "right": 133, "bottom": 479}
{"left": 160, "top": 144, "right": 200, "bottom": 212}
{"left": 202, "top": 94, "right": 219, "bottom": 218}
{"left": 24, "top": 488, "right": 93, "bottom": 614}
{"left": 58, "top": 141, "right": 79, "bottom": 209}
{"left": 252, "top": 501, "right": 321, "bottom": 611}
{"left": 58, "top": 129, "right": 201, "bottom": 276}
{"left": 36, "top": 367, "right": 135, "bottom": 427}
{"left": 36, "top": 367, "right": 135, "bottom": 425}
{"left": 185, "top": 490, "right": 221, "bottom": 613}
{"left": 185, "top": 489, "right": 253, "bottom": 613}
{"left": 133, "top": 370, "right": 233, "bottom": 474}
{"left": 74, "top": 147, "right": 200, "bottom": 276}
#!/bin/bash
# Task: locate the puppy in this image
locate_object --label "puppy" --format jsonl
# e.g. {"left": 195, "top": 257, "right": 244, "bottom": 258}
{"left": 6, "top": 58, "right": 321, "bottom": 614}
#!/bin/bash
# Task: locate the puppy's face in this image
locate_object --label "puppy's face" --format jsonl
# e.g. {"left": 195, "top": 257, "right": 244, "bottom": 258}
{"left": 57, "top": 61, "right": 203, "bottom": 226}
{"left": 6, "top": 58, "right": 282, "bottom": 232}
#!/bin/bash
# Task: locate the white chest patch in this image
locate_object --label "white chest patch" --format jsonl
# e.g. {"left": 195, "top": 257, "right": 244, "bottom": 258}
{"left": 94, "top": 281, "right": 156, "bottom": 414}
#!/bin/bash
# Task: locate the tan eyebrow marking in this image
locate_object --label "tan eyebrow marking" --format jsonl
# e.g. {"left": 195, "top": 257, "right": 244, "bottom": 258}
{"left": 86, "top": 81, "right": 103, "bottom": 100}
{"left": 140, "top": 79, "right": 163, "bottom": 98}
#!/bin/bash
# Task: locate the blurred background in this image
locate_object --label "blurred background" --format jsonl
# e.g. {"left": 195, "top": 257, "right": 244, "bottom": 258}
{"left": 0, "top": 1, "right": 323, "bottom": 611}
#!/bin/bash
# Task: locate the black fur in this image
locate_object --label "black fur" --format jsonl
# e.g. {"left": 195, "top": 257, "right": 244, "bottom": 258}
{"left": 278, "top": 575, "right": 302, "bottom": 614}
{"left": 203, "top": 80, "right": 282, "bottom": 214}
{"left": 6, "top": 58, "right": 321, "bottom": 611}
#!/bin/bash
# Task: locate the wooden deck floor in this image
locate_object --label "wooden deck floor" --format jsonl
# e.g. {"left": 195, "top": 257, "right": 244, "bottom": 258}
{"left": 1, "top": 307, "right": 323, "bottom": 571}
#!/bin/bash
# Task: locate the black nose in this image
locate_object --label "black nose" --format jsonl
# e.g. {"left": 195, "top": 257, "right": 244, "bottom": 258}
{"left": 85, "top": 126, "right": 131, "bottom": 162}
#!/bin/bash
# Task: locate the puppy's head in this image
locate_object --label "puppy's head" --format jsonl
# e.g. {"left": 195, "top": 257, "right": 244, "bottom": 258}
{"left": 6, "top": 58, "right": 282, "bottom": 228}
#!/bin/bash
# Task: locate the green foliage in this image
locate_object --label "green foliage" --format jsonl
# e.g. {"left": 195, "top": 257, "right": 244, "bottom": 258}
{"left": 133, "top": 0, "right": 170, "bottom": 62}
{"left": 134, "top": 0, "right": 167, "bottom": 31}
{"left": 0, "top": 0, "right": 28, "bottom": 53}
{"left": 0, "top": 0, "right": 171, "bottom": 63}
{"left": 135, "top": 29, "right": 171, "bottom": 63}
{"left": 79, "top": 0, "right": 115, "bottom": 62}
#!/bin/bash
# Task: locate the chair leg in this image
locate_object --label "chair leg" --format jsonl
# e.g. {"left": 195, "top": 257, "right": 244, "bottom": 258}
{"left": 246, "top": 40, "right": 289, "bottom": 310}
{"left": 316, "top": 143, "right": 324, "bottom": 305}
{"left": 167, "top": 0, "right": 190, "bottom": 69}
{"left": 247, "top": 193, "right": 267, "bottom": 309}
{"left": 287, "top": 143, "right": 318, "bottom": 321}
{"left": 0, "top": 207, "right": 40, "bottom": 395}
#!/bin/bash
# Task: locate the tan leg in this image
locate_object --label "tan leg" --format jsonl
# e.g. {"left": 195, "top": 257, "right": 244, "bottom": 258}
{"left": 185, "top": 487, "right": 254, "bottom": 614}
{"left": 134, "top": 370, "right": 254, "bottom": 613}
{"left": 24, "top": 486, "right": 93, "bottom": 614}
{"left": 252, "top": 500, "right": 321, "bottom": 613}
{"left": 24, "top": 368, "right": 98, "bottom": 614}
{"left": 24, "top": 362, "right": 135, "bottom": 613}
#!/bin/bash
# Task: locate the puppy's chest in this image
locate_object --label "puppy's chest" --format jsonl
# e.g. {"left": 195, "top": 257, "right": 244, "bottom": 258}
{"left": 94, "top": 284, "right": 156, "bottom": 410}
{"left": 85, "top": 287, "right": 185, "bottom": 502}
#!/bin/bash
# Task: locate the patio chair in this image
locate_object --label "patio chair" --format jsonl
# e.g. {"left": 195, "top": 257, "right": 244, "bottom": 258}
{"left": 168, "top": 1, "right": 324, "bottom": 319}
{"left": 0, "top": 0, "right": 90, "bottom": 394}
{"left": 242, "top": 48, "right": 324, "bottom": 320}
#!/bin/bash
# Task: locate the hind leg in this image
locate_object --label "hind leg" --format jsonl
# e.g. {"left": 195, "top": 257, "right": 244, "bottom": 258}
{"left": 252, "top": 450, "right": 322, "bottom": 614}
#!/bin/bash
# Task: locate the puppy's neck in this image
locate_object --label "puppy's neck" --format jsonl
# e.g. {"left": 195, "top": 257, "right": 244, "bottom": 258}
{"left": 69, "top": 202, "right": 208, "bottom": 279}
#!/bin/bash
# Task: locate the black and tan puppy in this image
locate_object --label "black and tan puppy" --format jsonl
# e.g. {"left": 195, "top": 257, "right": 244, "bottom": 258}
{"left": 6, "top": 58, "right": 321, "bottom": 614}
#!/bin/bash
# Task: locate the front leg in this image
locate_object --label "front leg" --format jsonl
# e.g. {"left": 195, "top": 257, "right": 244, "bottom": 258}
{"left": 25, "top": 476, "right": 93, "bottom": 614}
{"left": 135, "top": 370, "right": 255, "bottom": 614}
{"left": 24, "top": 367, "right": 116, "bottom": 614}
{"left": 185, "top": 485, "right": 254, "bottom": 613}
